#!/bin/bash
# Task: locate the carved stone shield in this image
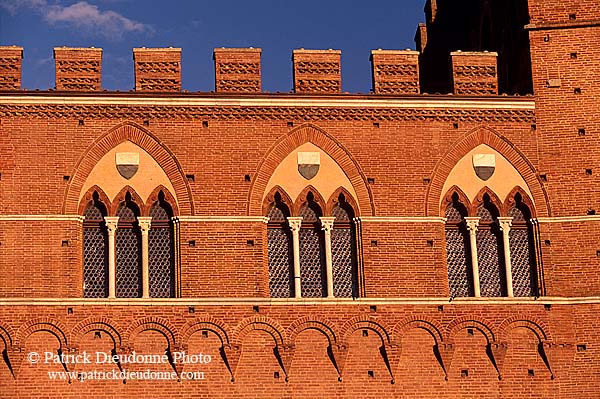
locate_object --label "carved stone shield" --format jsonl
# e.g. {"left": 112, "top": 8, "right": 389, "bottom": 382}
{"left": 116, "top": 152, "right": 139, "bottom": 180}
{"left": 297, "top": 152, "right": 320, "bottom": 180}
{"left": 473, "top": 154, "right": 495, "bottom": 181}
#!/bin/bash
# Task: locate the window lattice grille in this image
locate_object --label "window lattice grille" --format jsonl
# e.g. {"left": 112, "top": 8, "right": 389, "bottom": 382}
{"left": 445, "top": 228, "right": 471, "bottom": 297}
{"left": 445, "top": 205, "right": 471, "bottom": 297}
{"left": 509, "top": 206, "right": 535, "bottom": 297}
{"left": 116, "top": 228, "right": 142, "bottom": 298}
{"left": 84, "top": 204, "right": 104, "bottom": 221}
{"left": 331, "top": 228, "right": 354, "bottom": 297}
{"left": 299, "top": 204, "right": 319, "bottom": 222}
{"left": 150, "top": 204, "right": 170, "bottom": 220}
{"left": 149, "top": 203, "right": 174, "bottom": 298}
{"left": 267, "top": 204, "right": 287, "bottom": 222}
{"left": 83, "top": 227, "right": 107, "bottom": 298}
{"left": 476, "top": 227, "right": 503, "bottom": 297}
{"left": 116, "top": 205, "right": 136, "bottom": 220}
{"left": 299, "top": 228, "right": 325, "bottom": 297}
{"left": 509, "top": 229, "right": 534, "bottom": 296}
{"left": 509, "top": 206, "right": 527, "bottom": 222}
{"left": 445, "top": 206, "right": 463, "bottom": 223}
{"left": 476, "top": 205, "right": 494, "bottom": 221}
{"left": 268, "top": 228, "right": 292, "bottom": 297}
{"left": 149, "top": 229, "right": 173, "bottom": 297}
{"left": 332, "top": 204, "right": 351, "bottom": 221}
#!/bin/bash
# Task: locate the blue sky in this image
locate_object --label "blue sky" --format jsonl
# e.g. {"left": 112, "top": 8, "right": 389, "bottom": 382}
{"left": 0, "top": 0, "right": 426, "bottom": 93}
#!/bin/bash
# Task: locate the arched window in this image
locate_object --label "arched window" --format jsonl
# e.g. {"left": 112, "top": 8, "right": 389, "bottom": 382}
{"left": 298, "top": 192, "right": 325, "bottom": 297}
{"left": 331, "top": 193, "right": 357, "bottom": 297}
{"left": 445, "top": 192, "right": 473, "bottom": 297}
{"left": 149, "top": 192, "right": 175, "bottom": 298}
{"left": 508, "top": 192, "right": 537, "bottom": 296}
{"left": 476, "top": 193, "right": 505, "bottom": 297}
{"left": 266, "top": 192, "right": 293, "bottom": 298}
{"left": 115, "top": 192, "right": 142, "bottom": 298}
{"left": 83, "top": 192, "right": 108, "bottom": 298}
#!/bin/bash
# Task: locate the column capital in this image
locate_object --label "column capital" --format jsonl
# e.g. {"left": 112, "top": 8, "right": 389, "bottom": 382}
{"left": 319, "top": 217, "right": 336, "bottom": 232}
{"left": 104, "top": 217, "right": 119, "bottom": 233}
{"left": 464, "top": 217, "right": 480, "bottom": 232}
{"left": 137, "top": 217, "right": 152, "bottom": 233}
{"left": 287, "top": 217, "right": 303, "bottom": 232}
{"left": 497, "top": 217, "right": 513, "bottom": 231}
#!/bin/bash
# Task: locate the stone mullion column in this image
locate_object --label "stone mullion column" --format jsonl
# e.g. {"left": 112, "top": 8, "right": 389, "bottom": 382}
{"left": 138, "top": 217, "right": 153, "bottom": 299}
{"left": 287, "top": 217, "right": 303, "bottom": 298}
{"left": 465, "top": 217, "right": 481, "bottom": 297}
{"left": 172, "top": 217, "right": 181, "bottom": 298}
{"left": 497, "top": 217, "right": 514, "bottom": 297}
{"left": 104, "top": 217, "right": 119, "bottom": 299}
{"left": 320, "top": 217, "right": 336, "bottom": 298}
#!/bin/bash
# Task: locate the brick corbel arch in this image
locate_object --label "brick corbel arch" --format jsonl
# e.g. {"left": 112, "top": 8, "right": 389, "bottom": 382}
{"left": 180, "top": 317, "right": 231, "bottom": 348}
{"left": 63, "top": 122, "right": 194, "bottom": 215}
{"left": 393, "top": 317, "right": 445, "bottom": 345}
{"left": 287, "top": 316, "right": 338, "bottom": 347}
{"left": 125, "top": 317, "right": 178, "bottom": 350}
{"left": 71, "top": 318, "right": 122, "bottom": 348}
{"left": 446, "top": 317, "right": 496, "bottom": 344}
{"left": 426, "top": 126, "right": 550, "bottom": 217}
{"left": 248, "top": 123, "right": 375, "bottom": 216}
{"left": 497, "top": 316, "right": 550, "bottom": 343}
{"left": 340, "top": 315, "right": 393, "bottom": 345}
{"left": 232, "top": 316, "right": 286, "bottom": 348}
{"left": 16, "top": 318, "right": 69, "bottom": 348}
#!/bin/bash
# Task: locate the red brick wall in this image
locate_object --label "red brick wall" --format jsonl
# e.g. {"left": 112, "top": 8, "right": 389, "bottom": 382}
{"left": 0, "top": 220, "right": 82, "bottom": 297}
{"left": 0, "top": 303, "right": 596, "bottom": 398}
{"left": 0, "top": 109, "right": 545, "bottom": 298}
{"left": 528, "top": 0, "right": 600, "bottom": 24}
{"left": 179, "top": 221, "right": 267, "bottom": 297}
{"left": 361, "top": 222, "right": 447, "bottom": 297}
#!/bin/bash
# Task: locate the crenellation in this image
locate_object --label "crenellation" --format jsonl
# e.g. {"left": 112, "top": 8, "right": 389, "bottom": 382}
{"left": 213, "top": 47, "right": 262, "bottom": 93}
{"left": 371, "top": 49, "right": 420, "bottom": 94}
{"left": 293, "top": 49, "right": 342, "bottom": 94}
{"left": 0, "top": 46, "right": 23, "bottom": 90}
{"left": 54, "top": 47, "right": 102, "bottom": 92}
{"left": 0, "top": 46, "right": 511, "bottom": 97}
{"left": 133, "top": 47, "right": 181, "bottom": 92}
{"left": 451, "top": 51, "right": 499, "bottom": 95}
{"left": 0, "top": 1, "right": 599, "bottom": 397}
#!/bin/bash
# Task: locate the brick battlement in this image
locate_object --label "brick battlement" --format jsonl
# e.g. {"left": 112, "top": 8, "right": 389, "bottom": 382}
{"left": 0, "top": 46, "right": 499, "bottom": 96}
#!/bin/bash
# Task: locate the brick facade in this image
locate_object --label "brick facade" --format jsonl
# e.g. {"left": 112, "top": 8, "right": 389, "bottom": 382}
{"left": 0, "top": 1, "right": 599, "bottom": 397}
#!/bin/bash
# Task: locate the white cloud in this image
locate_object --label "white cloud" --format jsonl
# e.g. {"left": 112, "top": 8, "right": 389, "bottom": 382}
{"left": 0, "top": 0, "right": 152, "bottom": 40}
{"left": 0, "top": 0, "right": 47, "bottom": 13}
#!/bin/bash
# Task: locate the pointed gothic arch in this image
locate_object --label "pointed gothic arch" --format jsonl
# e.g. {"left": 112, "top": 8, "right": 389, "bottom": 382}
{"left": 145, "top": 185, "right": 179, "bottom": 217}
{"left": 472, "top": 186, "right": 503, "bottom": 217}
{"left": 63, "top": 122, "right": 193, "bottom": 215}
{"left": 426, "top": 125, "right": 549, "bottom": 217}
{"left": 248, "top": 123, "right": 374, "bottom": 216}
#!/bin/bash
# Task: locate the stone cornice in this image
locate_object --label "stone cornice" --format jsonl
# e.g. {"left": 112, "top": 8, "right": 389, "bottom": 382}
{"left": 5, "top": 215, "right": 600, "bottom": 224}
{"left": 0, "top": 94, "right": 535, "bottom": 122}
{"left": 0, "top": 215, "right": 85, "bottom": 222}
{"left": 0, "top": 296, "right": 598, "bottom": 306}
{"left": 526, "top": 19, "right": 600, "bottom": 31}
{"left": 357, "top": 216, "right": 446, "bottom": 223}
{"left": 536, "top": 215, "right": 600, "bottom": 223}
{"left": 176, "top": 216, "right": 269, "bottom": 223}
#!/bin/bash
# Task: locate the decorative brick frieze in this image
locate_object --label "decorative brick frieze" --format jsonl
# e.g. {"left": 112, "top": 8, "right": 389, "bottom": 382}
{"left": 0, "top": 103, "right": 534, "bottom": 123}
